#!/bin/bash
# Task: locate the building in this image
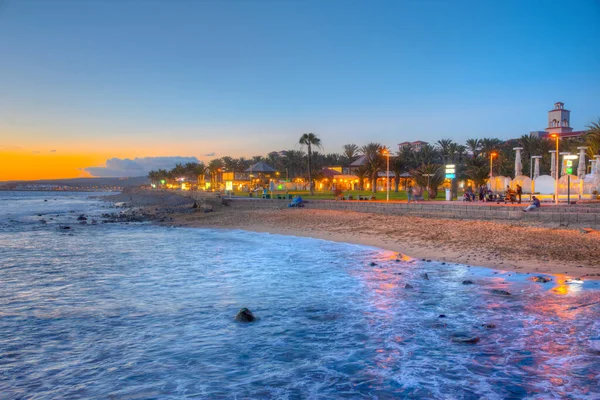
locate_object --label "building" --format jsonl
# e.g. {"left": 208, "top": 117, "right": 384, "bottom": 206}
{"left": 530, "top": 102, "right": 587, "bottom": 139}
{"left": 398, "top": 140, "right": 428, "bottom": 152}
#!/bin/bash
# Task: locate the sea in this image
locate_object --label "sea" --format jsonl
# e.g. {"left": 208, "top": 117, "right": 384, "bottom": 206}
{"left": 0, "top": 191, "right": 599, "bottom": 399}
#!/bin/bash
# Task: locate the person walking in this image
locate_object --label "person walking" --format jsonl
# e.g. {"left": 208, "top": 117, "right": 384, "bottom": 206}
{"left": 516, "top": 184, "right": 522, "bottom": 204}
{"left": 407, "top": 184, "right": 414, "bottom": 203}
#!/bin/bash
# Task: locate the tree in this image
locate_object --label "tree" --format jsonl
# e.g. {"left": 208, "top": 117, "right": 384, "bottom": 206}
{"left": 342, "top": 144, "right": 359, "bottom": 166}
{"left": 464, "top": 157, "right": 490, "bottom": 187}
{"left": 299, "top": 133, "right": 322, "bottom": 195}
{"left": 465, "top": 138, "right": 481, "bottom": 158}
{"left": 360, "top": 143, "right": 385, "bottom": 193}
{"left": 585, "top": 118, "right": 600, "bottom": 158}
{"left": 391, "top": 154, "right": 409, "bottom": 192}
{"left": 436, "top": 139, "right": 455, "bottom": 165}
{"left": 411, "top": 164, "right": 444, "bottom": 199}
{"left": 413, "top": 143, "right": 439, "bottom": 166}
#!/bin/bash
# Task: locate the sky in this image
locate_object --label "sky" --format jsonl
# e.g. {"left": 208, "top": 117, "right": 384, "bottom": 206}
{"left": 1, "top": 0, "right": 599, "bottom": 180}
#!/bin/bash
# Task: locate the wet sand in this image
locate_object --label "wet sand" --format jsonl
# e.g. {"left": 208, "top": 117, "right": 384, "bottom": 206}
{"left": 104, "top": 189, "right": 600, "bottom": 280}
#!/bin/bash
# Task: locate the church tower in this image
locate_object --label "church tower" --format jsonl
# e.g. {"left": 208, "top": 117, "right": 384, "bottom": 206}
{"left": 546, "top": 102, "right": 574, "bottom": 135}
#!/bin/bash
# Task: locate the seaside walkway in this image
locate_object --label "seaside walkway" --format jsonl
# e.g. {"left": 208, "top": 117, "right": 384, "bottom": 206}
{"left": 225, "top": 197, "right": 600, "bottom": 228}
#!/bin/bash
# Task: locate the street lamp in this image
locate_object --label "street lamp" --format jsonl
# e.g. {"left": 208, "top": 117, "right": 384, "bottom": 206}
{"left": 489, "top": 152, "right": 497, "bottom": 178}
{"left": 382, "top": 148, "right": 390, "bottom": 201}
{"left": 550, "top": 133, "right": 560, "bottom": 204}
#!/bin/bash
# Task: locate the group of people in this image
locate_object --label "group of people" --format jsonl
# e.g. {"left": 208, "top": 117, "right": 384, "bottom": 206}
{"left": 463, "top": 184, "right": 525, "bottom": 204}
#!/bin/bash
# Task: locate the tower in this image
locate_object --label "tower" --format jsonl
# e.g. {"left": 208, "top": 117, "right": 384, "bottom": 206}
{"left": 546, "top": 102, "right": 574, "bottom": 136}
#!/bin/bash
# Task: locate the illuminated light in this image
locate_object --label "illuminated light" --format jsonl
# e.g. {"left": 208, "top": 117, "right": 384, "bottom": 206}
{"left": 160, "top": 180, "right": 166, "bottom": 184}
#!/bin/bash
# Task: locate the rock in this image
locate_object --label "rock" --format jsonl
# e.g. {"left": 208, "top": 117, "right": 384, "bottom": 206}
{"left": 491, "top": 289, "right": 511, "bottom": 296}
{"left": 452, "top": 335, "right": 480, "bottom": 344}
{"left": 44, "top": 199, "right": 48, "bottom": 202}
{"left": 422, "top": 273, "right": 429, "bottom": 280}
{"left": 59, "top": 226, "right": 71, "bottom": 230}
{"left": 395, "top": 259, "right": 400, "bottom": 262}
{"left": 77, "top": 215, "right": 87, "bottom": 221}
{"left": 369, "top": 262, "right": 377, "bottom": 266}
{"left": 37, "top": 214, "right": 42, "bottom": 217}
{"left": 404, "top": 284, "right": 414, "bottom": 289}
{"left": 235, "top": 308, "right": 256, "bottom": 322}
{"left": 531, "top": 276, "right": 552, "bottom": 283}
{"left": 439, "top": 314, "right": 446, "bottom": 318}
{"left": 426, "top": 259, "right": 432, "bottom": 262}
{"left": 462, "top": 280, "right": 474, "bottom": 285}
{"left": 192, "top": 201, "right": 199, "bottom": 209}
{"left": 482, "top": 323, "right": 496, "bottom": 329}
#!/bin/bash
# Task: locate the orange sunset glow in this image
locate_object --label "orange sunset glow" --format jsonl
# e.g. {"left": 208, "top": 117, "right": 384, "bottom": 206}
{"left": 0, "top": 150, "right": 109, "bottom": 181}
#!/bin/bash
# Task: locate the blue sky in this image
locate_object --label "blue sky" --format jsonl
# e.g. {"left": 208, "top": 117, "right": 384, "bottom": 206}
{"left": 1, "top": 0, "right": 599, "bottom": 171}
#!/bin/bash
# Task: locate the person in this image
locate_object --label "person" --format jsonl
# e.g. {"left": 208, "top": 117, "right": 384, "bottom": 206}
{"left": 407, "top": 184, "right": 414, "bottom": 203}
{"left": 523, "top": 196, "right": 541, "bottom": 212}
{"left": 288, "top": 195, "right": 304, "bottom": 208}
{"left": 516, "top": 184, "right": 522, "bottom": 204}
{"left": 478, "top": 185, "right": 485, "bottom": 202}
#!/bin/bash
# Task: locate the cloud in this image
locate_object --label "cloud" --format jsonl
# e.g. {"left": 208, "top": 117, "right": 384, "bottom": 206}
{"left": 85, "top": 156, "right": 200, "bottom": 177}
{"left": 50, "top": 149, "right": 56, "bottom": 153}
{"left": 204, "top": 152, "right": 216, "bottom": 157}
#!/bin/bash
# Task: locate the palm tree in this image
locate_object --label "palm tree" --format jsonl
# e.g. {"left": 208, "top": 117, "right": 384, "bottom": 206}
{"left": 360, "top": 142, "right": 385, "bottom": 193}
{"left": 436, "top": 139, "right": 455, "bottom": 164}
{"left": 585, "top": 118, "right": 600, "bottom": 158}
{"left": 464, "top": 157, "right": 490, "bottom": 187}
{"left": 342, "top": 143, "right": 359, "bottom": 167}
{"left": 391, "top": 154, "right": 409, "bottom": 192}
{"left": 480, "top": 138, "right": 502, "bottom": 158}
{"left": 299, "top": 133, "right": 322, "bottom": 195}
{"left": 413, "top": 143, "right": 439, "bottom": 166}
{"left": 411, "top": 164, "right": 444, "bottom": 199}
{"left": 465, "top": 138, "right": 481, "bottom": 158}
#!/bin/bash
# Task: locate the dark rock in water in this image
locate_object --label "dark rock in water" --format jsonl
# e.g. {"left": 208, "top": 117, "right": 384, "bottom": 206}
{"left": 421, "top": 258, "right": 426, "bottom": 261}
{"left": 59, "top": 226, "right": 71, "bottom": 230}
{"left": 441, "top": 262, "right": 446, "bottom": 265}
{"left": 422, "top": 273, "right": 429, "bottom": 280}
{"left": 404, "top": 284, "right": 414, "bottom": 289}
{"left": 531, "top": 276, "right": 552, "bottom": 283}
{"left": 395, "top": 259, "right": 400, "bottom": 262}
{"left": 369, "top": 262, "right": 377, "bottom": 266}
{"left": 192, "top": 201, "right": 199, "bottom": 209}
{"left": 37, "top": 214, "right": 42, "bottom": 217}
{"left": 491, "top": 289, "right": 511, "bottom": 296}
{"left": 482, "top": 323, "right": 496, "bottom": 329}
{"left": 439, "top": 314, "right": 446, "bottom": 318}
{"left": 452, "top": 335, "right": 480, "bottom": 344}
{"left": 39, "top": 219, "right": 47, "bottom": 224}
{"left": 426, "top": 259, "right": 432, "bottom": 262}
{"left": 44, "top": 199, "right": 48, "bottom": 202}
{"left": 235, "top": 308, "right": 256, "bottom": 322}
{"left": 77, "top": 215, "right": 87, "bottom": 221}
{"left": 462, "top": 280, "right": 474, "bottom": 285}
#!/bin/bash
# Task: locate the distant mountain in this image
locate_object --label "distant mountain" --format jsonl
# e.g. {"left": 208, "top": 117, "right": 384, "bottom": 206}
{"left": 0, "top": 176, "right": 149, "bottom": 190}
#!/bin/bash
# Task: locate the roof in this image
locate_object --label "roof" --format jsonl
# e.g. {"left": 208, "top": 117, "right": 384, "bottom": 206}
{"left": 245, "top": 161, "right": 276, "bottom": 173}
{"left": 319, "top": 168, "right": 341, "bottom": 178}
{"left": 350, "top": 155, "right": 367, "bottom": 167}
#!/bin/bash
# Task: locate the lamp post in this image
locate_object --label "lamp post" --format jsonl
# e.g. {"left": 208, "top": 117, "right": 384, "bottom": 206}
{"left": 550, "top": 134, "right": 559, "bottom": 204}
{"left": 489, "top": 152, "right": 497, "bottom": 178}
{"left": 382, "top": 149, "right": 390, "bottom": 201}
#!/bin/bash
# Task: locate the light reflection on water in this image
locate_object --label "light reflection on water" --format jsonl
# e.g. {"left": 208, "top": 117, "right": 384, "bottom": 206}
{"left": 0, "top": 192, "right": 599, "bottom": 399}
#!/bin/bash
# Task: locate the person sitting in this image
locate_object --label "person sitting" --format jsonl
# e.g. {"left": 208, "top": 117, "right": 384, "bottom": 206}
{"left": 463, "top": 192, "right": 471, "bottom": 202}
{"left": 288, "top": 195, "right": 304, "bottom": 208}
{"left": 523, "top": 196, "right": 541, "bottom": 212}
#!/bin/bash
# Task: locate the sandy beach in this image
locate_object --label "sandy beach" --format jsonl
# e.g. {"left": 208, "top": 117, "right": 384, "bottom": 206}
{"left": 104, "top": 190, "right": 600, "bottom": 280}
